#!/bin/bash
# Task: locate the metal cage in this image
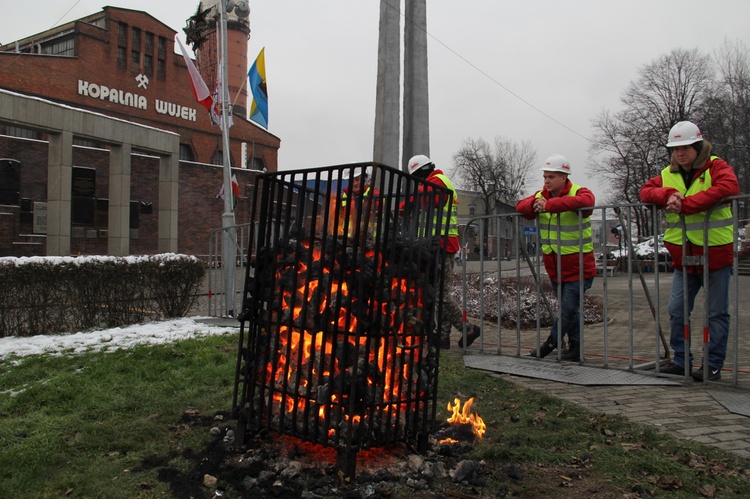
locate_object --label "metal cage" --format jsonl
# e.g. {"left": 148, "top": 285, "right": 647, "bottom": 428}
{"left": 232, "top": 162, "right": 451, "bottom": 476}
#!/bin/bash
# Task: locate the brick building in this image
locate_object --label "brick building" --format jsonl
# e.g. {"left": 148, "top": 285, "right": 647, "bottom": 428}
{"left": 0, "top": 5, "right": 280, "bottom": 257}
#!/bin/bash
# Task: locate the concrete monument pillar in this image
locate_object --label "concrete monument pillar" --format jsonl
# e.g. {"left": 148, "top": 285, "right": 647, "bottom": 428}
{"left": 402, "top": 0, "right": 430, "bottom": 168}
{"left": 373, "top": 0, "right": 430, "bottom": 172}
{"left": 373, "top": 0, "right": 401, "bottom": 170}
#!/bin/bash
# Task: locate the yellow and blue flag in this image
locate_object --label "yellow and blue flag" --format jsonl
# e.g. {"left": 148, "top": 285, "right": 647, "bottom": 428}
{"left": 248, "top": 48, "right": 268, "bottom": 128}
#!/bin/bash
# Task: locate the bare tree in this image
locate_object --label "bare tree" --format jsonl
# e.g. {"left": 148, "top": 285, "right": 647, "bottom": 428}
{"left": 589, "top": 48, "right": 717, "bottom": 236}
{"left": 452, "top": 135, "right": 536, "bottom": 208}
{"left": 624, "top": 48, "right": 715, "bottom": 132}
{"left": 700, "top": 40, "right": 750, "bottom": 221}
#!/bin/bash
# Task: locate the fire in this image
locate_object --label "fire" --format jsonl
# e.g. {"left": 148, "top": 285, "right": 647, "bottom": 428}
{"left": 263, "top": 234, "right": 428, "bottom": 440}
{"left": 237, "top": 164, "right": 452, "bottom": 465}
{"left": 447, "top": 397, "right": 486, "bottom": 439}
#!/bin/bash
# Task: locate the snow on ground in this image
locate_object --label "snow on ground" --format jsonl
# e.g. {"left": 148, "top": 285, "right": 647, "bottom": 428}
{"left": 0, "top": 318, "right": 237, "bottom": 361}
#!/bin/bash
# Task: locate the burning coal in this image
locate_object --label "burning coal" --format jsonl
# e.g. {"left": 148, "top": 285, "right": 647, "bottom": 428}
{"left": 235, "top": 163, "right": 453, "bottom": 477}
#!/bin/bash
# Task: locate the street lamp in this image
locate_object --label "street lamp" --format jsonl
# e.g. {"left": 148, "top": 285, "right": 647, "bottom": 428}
{"left": 485, "top": 181, "right": 496, "bottom": 207}
{"left": 183, "top": 1, "right": 249, "bottom": 317}
{"left": 484, "top": 181, "right": 496, "bottom": 258}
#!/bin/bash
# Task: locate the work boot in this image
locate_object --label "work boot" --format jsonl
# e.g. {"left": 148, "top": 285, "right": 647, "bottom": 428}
{"left": 439, "top": 336, "right": 451, "bottom": 350}
{"left": 529, "top": 340, "right": 556, "bottom": 358}
{"left": 659, "top": 362, "right": 685, "bottom": 376}
{"left": 561, "top": 340, "right": 581, "bottom": 361}
{"left": 457, "top": 325, "right": 481, "bottom": 348}
{"left": 692, "top": 365, "right": 721, "bottom": 382}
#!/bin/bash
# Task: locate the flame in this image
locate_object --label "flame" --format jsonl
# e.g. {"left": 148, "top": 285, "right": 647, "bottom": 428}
{"left": 446, "top": 397, "right": 486, "bottom": 439}
{"left": 329, "top": 194, "right": 363, "bottom": 238}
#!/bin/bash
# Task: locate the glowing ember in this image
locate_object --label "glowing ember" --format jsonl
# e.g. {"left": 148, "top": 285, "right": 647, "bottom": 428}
{"left": 446, "top": 397, "right": 486, "bottom": 439}
{"left": 257, "top": 233, "right": 432, "bottom": 444}
{"left": 438, "top": 437, "right": 459, "bottom": 445}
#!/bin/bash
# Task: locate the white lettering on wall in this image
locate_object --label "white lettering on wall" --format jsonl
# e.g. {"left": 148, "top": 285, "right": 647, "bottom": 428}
{"left": 155, "top": 99, "right": 197, "bottom": 122}
{"left": 78, "top": 80, "right": 194, "bottom": 120}
{"left": 78, "top": 80, "right": 145, "bottom": 111}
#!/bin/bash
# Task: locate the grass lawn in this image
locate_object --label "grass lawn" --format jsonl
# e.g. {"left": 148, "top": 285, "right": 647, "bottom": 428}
{"left": 2, "top": 331, "right": 749, "bottom": 498}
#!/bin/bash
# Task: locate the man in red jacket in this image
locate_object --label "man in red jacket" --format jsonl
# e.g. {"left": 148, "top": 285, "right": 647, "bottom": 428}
{"left": 405, "top": 154, "right": 482, "bottom": 350}
{"left": 640, "top": 121, "right": 739, "bottom": 382}
{"left": 516, "top": 154, "right": 596, "bottom": 360}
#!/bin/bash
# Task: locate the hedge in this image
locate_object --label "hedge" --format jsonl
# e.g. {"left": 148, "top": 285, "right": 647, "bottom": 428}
{"left": 0, "top": 254, "right": 205, "bottom": 337}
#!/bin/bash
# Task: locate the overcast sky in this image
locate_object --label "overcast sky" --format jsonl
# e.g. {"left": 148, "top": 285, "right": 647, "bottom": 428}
{"left": 5, "top": 1, "right": 750, "bottom": 201}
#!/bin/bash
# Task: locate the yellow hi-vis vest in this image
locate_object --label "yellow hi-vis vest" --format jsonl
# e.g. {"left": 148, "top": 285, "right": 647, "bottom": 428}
{"left": 431, "top": 173, "right": 459, "bottom": 239}
{"left": 535, "top": 184, "right": 593, "bottom": 255}
{"left": 661, "top": 158, "right": 733, "bottom": 246}
{"left": 340, "top": 186, "right": 373, "bottom": 206}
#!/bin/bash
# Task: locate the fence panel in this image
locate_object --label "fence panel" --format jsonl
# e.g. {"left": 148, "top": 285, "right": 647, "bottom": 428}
{"left": 456, "top": 197, "right": 750, "bottom": 389}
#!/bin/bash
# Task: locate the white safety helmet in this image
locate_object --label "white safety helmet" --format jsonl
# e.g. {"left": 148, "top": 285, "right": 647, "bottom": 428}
{"left": 540, "top": 154, "right": 572, "bottom": 175}
{"left": 407, "top": 154, "right": 434, "bottom": 175}
{"left": 666, "top": 121, "right": 703, "bottom": 148}
{"left": 341, "top": 165, "right": 372, "bottom": 180}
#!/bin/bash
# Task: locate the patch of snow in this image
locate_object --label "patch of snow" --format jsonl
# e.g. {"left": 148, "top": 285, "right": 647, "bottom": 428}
{"left": 0, "top": 317, "right": 236, "bottom": 362}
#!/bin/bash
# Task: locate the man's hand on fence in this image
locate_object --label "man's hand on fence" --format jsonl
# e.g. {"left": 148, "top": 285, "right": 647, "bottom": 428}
{"left": 533, "top": 198, "right": 547, "bottom": 213}
{"left": 666, "top": 192, "right": 684, "bottom": 213}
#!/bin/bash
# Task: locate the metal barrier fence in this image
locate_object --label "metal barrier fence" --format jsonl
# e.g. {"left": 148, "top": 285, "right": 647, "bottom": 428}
{"left": 457, "top": 195, "right": 750, "bottom": 388}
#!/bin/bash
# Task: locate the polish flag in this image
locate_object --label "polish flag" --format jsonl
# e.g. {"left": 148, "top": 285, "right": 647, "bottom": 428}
{"left": 217, "top": 174, "right": 239, "bottom": 209}
{"left": 175, "top": 35, "right": 213, "bottom": 113}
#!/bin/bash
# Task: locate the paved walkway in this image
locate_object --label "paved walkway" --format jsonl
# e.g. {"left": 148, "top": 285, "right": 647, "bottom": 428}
{"left": 483, "top": 358, "right": 750, "bottom": 459}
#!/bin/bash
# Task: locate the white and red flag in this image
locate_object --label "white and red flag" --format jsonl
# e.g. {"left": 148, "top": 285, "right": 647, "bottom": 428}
{"left": 217, "top": 174, "right": 239, "bottom": 209}
{"left": 175, "top": 35, "right": 214, "bottom": 113}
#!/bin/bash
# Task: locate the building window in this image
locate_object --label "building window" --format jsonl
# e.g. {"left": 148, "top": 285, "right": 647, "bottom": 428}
{"left": 212, "top": 150, "right": 224, "bottom": 166}
{"left": 143, "top": 33, "right": 153, "bottom": 74}
{"left": 131, "top": 27, "right": 141, "bottom": 69}
{"left": 71, "top": 167, "right": 96, "bottom": 226}
{"left": 131, "top": 27, "right": 141, "bottom": 48}
{"left": 144, "top": 54, "right": 153, "bottom": 75}
{"left": 4, "top": 125, "right": 40, "bottom": 140}
{"left": 157, "top": 37, "right": 166, "bottom": 57}
{"left": 73, "top": 137, "right": 100, "bottom": 148}
{"left": 157, "top": 36, "right": 167, "bottom": 79}
{"left": 179, "top": 144, "right": 195, "bottom": 162}
{"left": 117, "top": 46, "right": 126, "bottom": 68}
{"left": 118, "top": 22, "right": 127, "bottom": 45}
{"left": 117, "top": 22, "right": 128, "bottom": 68}
{"left": 0, "top": 159, "right": 21, "bottom": 206}
{"left": 469, "top": 204, "right": 477, "bottom": 215}
{"left": 145, "top": 32, "right": 153, "bottom": 54}
{"left": 43, "top": 37, "right": 74, "bottom": 56}
{"left": 249, "top": 156, "right": 265, "bottom": 171}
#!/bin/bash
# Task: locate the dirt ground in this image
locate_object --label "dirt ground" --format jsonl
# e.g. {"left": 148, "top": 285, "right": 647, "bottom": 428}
{"left": 153, "top": 407, "right": 651, "bottom": 499}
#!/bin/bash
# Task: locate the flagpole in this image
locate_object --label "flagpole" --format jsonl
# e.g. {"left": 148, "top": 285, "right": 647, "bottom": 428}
{"left": 232, "top": 73, "right": 248, "bottom": 108}
{"left": 218, "top": 0, "right": 237, "bottom": 317}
